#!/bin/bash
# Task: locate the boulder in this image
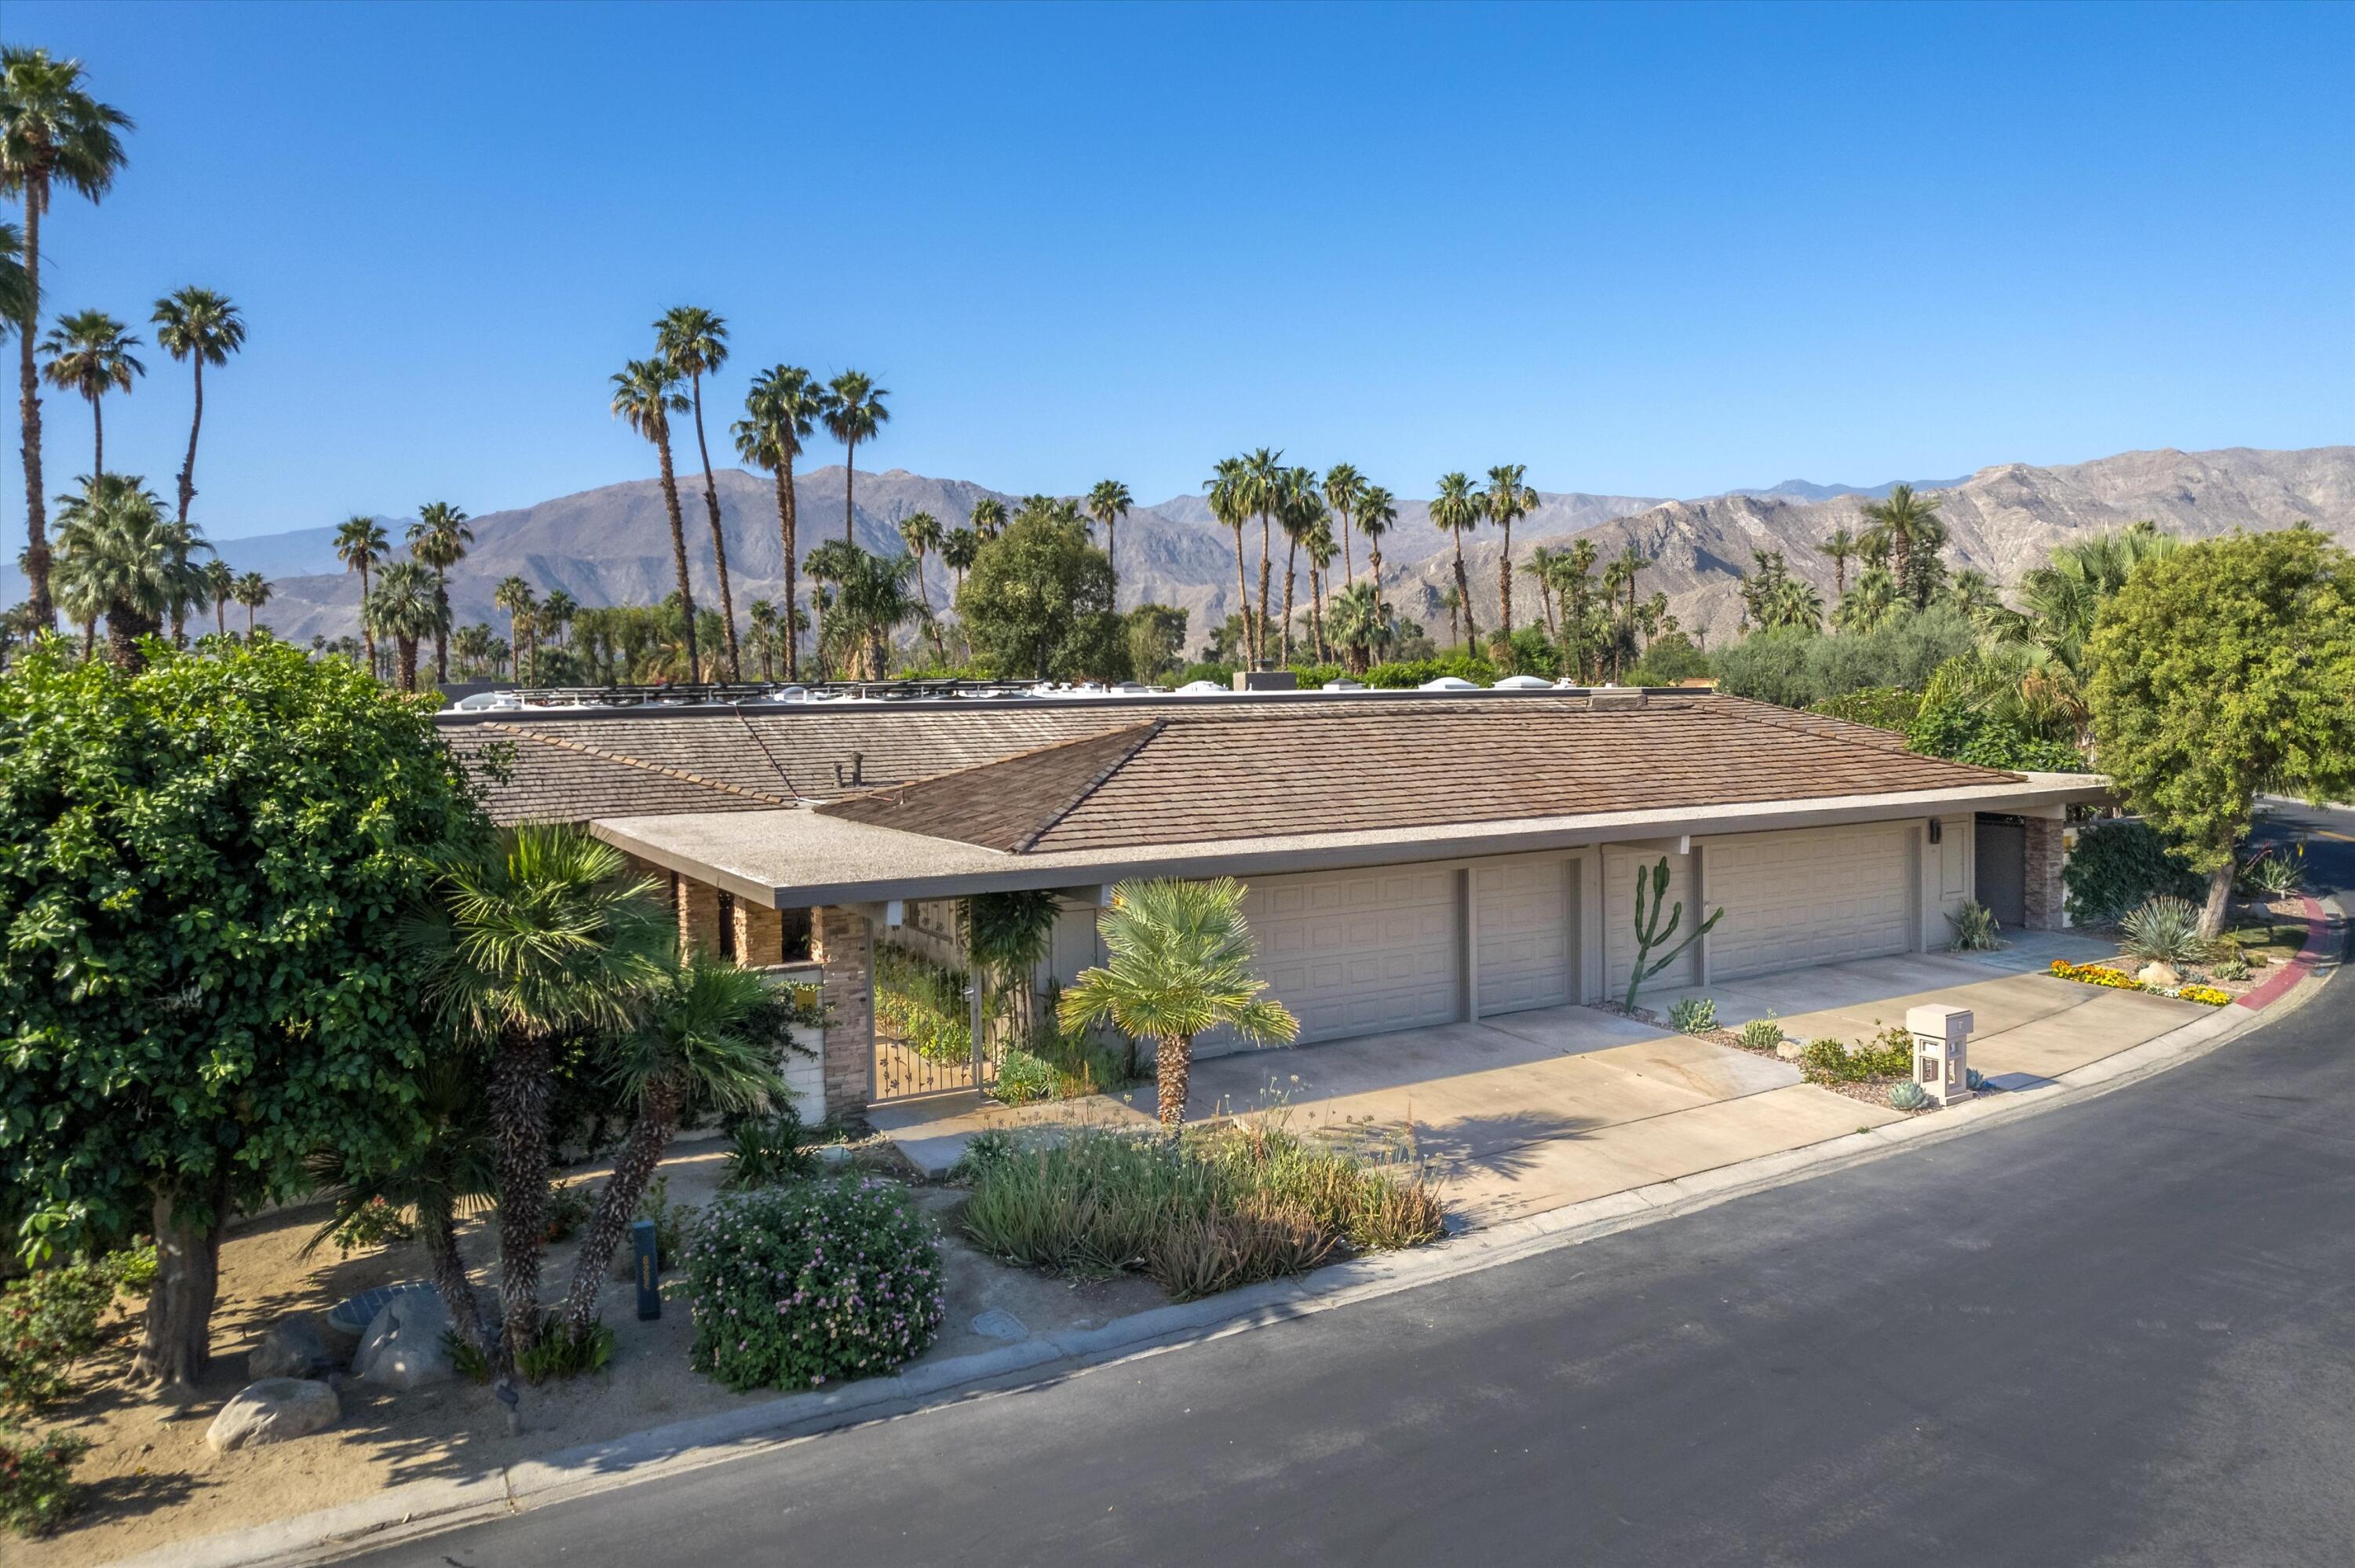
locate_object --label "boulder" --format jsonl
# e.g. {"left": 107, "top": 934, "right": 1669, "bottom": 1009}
{"left": 2137, "top": 961, "right": 2182, "bottom": 989}
{"left": 356, "top": 1290, "right": 456, "bottom": 1391}
{"left": 206, "top": 1378, "right": 339, "bottom": 1452}
{"left": 1775, "top": 1039, "right": 1805, "bottom": 1062}
{"left": 323, "top": 1282, "right": 436, "bottom": 1355}
{"left": 250, "top": 1315, "right": 330, "bottom": 1380}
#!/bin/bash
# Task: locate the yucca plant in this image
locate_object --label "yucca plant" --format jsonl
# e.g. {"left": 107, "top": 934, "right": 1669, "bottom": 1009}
{"left": 2236, "top": 844, "right": 2306, "bottom": 897}
{"left": 2120, "top": 895, "right": 2209, "bottom": 965}
{"left": 1945, "top": 899, "right": 2003, "bottom": 952}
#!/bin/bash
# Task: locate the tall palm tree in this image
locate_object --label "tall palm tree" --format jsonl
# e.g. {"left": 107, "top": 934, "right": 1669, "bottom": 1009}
{"left": 1242, "top": 447, "right": 1283, "bottom": 664}
{"left": 1438, "top": 583, "right": 1463, "bottom": 647}
{"left": 969, "top": 495, "right": 1007, "bottom": 542}
{"left": 1356, "top": 484, "right": 1397, "bottom": 592}
{"left": 1275, "top": 467, "right": 1324, "bottom": 665}
{"left": 1550, "top": 538, "right": 1599, "bottom": 682}
{"left": 745, "top": 598, "right": 777, "bottom": 680}
{"left": 538, "top": 588, "right": 577, "bottom": 659}
{"left": 823, "top": 370, "right": 889, "bottom": 545}
{"left": 1483, "top": 463, "right": 1539, "bottom": 640}
{"left": 1527, "top": 544, "right": 1561, "bottom": 644}
{"left": 492, "top": 574, "right": 537, "bottom": 684}
{"left": 1817, "top": 525, "right": 1857, "bottom": 598}
{"left": 407, "top": 501, "right": 473, "bottom": 684}
{"left": 1058, "top": 877, "right": 1298, "bottom": 1126}
{"left": 2, "top": 45, "right": 133, "bottom": 632}
{"left": 561, "top": 954, "right": 787, "bottom": 1340}
{"left": 611, "top": 358, "right": 698, "bottom": 676}
{"left": 733, "top": 364, "right": 823, "bottom": 683}
{"left": 333, "top": 515, "right": 389, "bottom": 675}
{"left": 802, "top": 538, "right": 861, "bottom": 680}
{"left": 899, "top": 510, "right": 947, "bottom": 662}
{"left": 1429, "top": 472, "right": 1483, "bottom": 649}
{"left": 655, "top": 306, "right": 739, "bottom": 680}
{"left": 1324, "top": 463, "right": 1364, "bottom": 586}
{"left": 155, "top": 515, "right": 210, "bottom": 646}
{"left": 830, "top": 546, "right": 917, "bottom": 679}
{"left": 232, "top": 570, "right": 272, "bottom": 641}
{"left": 203, "top": 556, "right": 234, "bottom": 637}
{"left": 149, "top": 286, "right": 244, "bottom": 529}
{"left": 38, "top": 308, "right": 141, "bottom": 475}
{"left": 1327, "top": 579, "right": 1394, "bottom": 675}
{"left": 404, "top": 826, "right": 667, "bottom": 1390}
{"left": 364, "top": 562, "right": 440, "bottom": 689}
{"left": 452, "top": 621, "right": 495, "bottom": 679}
{"left": 1086, "top": 480, "right": 1134, "bottom": 607}
{"left": 1857, "top": 484, "right": 1944, "bottom": 610}
{"left": 1203, "top": 458, "right": 1255, "bottom": 666}
{"left": 52, "top": 475, "right": 170, "bottom": 669}
{"left": 1304, "top": 512, "right": 1337, "bottom": 664}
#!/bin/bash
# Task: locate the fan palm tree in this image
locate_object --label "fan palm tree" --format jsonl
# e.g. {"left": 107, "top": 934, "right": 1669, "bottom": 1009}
{"left": 52, "top": 475, "right": 171, "bottom": 669}
{"left": 155, "top": 514, "right": 211, "bottom": 646}
{"left": 802, "top": 537, "right": 863, "bottom": 680}
{"left": 1482, "top": 464, "right": 1539, "bottom": 640}
{"left": 2, "top": 45, "right": 133, "bottom": 632}
{"left": 1086, "top": 480, "right": 1134, "bottom": 607}
{"left": 1817, "top": 525, "right": 1858, "bottom": 598}
{"left": 363, "top": 560, "right": 437, "bottom": 689}
{"left": 611, "top": 359, "right": 698, "bottom": 677}
{"left": 0, "top": 221, "right": 27, "bottom": 331}
{"left": 733, "top": 365, "right": 823, "bottom": 682}
{"left": 203, "top": 556, "right": 234, "bottom": 637}
{"left": 1326, "top": 579, "right": 1394, "bottom": 675}
{"left": 1303, "top": 512, "right": 1337, "bottom": 663}
{"left": 831, "top": 546, "right": 917, "bottom": 679}
{"left": 1323, "top": 463, "right": 1364, "bottom": 586}
{"left": 1548, "top": 538, "right": 1600, "bottom": 682}
{"left": 1834, "top": 563, "right": 1900, "bottom": 633}
{"left": 1857, "top": 484, "right": 1944, "bottom": 609}
{"left": 1526, "top": 545, "right": 1561, "bottom": 644}
{"left": 745, "top": 599, "right": 777, "bottom": 680}
{"left": 1203, "top": 458, "right": 1256, "bottom": 666}
{"left": 452, "top": 621, "right": 495, "bottom": 679}
{"left": 823, "top": 370, "right": 889, "bottom": 545}
{"left": 492, "top": 574, "right": 537, "bottom": 684}
{"left": 149, "top": 286, "right": 244, "bottom": 528}
{"left": 38, "top": 308, "right": 141, "bottom": 475}
{"left": 1761, "top": 575, "right": 1824, "bottom": 633}
{"left": 228, "top": 568, "right": 270, "bottom": 639}
{"left": 1273, "top": 467, "right": 1324, "bottom": 665}
{"left": 1437, "top": 583, "right": 1463, "bottom": 647}
{"left": 899, "top": 510, "right": 947, "bottom": 662}
{"left": 1429, "top": 472, "right": 1483, "bottom": 648}
{"left": 969, "top": 495, "right": 1007, "bottom": 542}
{"left": 1241, "top": 448, "right": 1284, "bottom": 663}
{"left": 403, "top": 826, "right": 667, "bottom": 1388}
{"left": 334, "top": 515, "right": 389, "bottom": 676}
{"left": 560, "top": 954, "right": 787, "bottom": 1340}
{"left": 407, "top": 501, "right": 473, "bottom": 683}
{"left": 1058, "top": 877, "right": 1298, "bottom": 1126}
{"left": 655, "top": 306, "right": 739, "bottom": 680}
{"left": 1356, "top": 484, "right": 1397, "bottom": 593}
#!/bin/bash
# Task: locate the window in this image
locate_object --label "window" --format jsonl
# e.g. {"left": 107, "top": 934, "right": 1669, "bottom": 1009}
{"left": 781, "top": 907, "right": 812, "bottom": 963}
{"left": 717, "top": 890, "right": 736, "bottom": 961}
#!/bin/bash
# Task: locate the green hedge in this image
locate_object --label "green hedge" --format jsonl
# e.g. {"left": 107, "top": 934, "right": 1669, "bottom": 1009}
{"left": 2065, "top": 819, "right": 2204, "bottom": 925}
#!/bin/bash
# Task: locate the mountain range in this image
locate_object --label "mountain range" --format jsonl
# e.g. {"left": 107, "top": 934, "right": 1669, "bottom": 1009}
{"left": 41, "top": 445, "right": 2353, "bottom": 655}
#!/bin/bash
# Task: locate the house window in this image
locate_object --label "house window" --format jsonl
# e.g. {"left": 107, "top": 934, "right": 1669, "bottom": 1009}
{"left": 717, "top": 890, "right": 736, "bottom": 961}
{"left": 781, "top": 907, "right": 812, "bottom": 963}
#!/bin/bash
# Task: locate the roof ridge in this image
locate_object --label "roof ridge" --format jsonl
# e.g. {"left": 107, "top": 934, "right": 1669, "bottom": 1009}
{"left": 479, "top": 722, "right": 794, "bottom": 806}
{"left": 1710, "top": 698, "right": 2024, "bottom": 782}
{"left": 1010, "top": 720, "right": 1167, "bottom": 853}
{"left": 824, "top": 717, "right": 1158, "bottom": 802}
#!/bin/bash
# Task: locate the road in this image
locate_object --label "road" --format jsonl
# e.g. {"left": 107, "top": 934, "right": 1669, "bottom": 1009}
{"left": 378, "top": 804, "right": 2353, "bottom": 1568}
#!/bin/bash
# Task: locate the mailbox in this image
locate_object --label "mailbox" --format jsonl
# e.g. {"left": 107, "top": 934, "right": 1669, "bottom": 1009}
{"left": 1905, "top": 1005, "right": 1973, "bottom": 1107}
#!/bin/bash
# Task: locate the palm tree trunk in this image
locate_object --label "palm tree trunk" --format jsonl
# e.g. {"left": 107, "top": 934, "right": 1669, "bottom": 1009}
{"left": 1452, "top": 541, "right": 1480, "bottom": 647}
{"left": 420, "top": 1196, "right": 488, "bottom": 1356}
{"left": 563, "top": 1083, "right": 681, "bottom": 1340}
{"left": 1255, "top": 515, "right": 1273, "bottom": 667}
{"left": 772, "top": 462, "right": 799, "bottom": 682}
{"left": 843, "top": 443, "right": 858, "bottom": 545}
{"left": 1309, "top": 563, "right": 1328, "bottom": 664}
{"left": 1156, "top": 1034, "right": 1192, "bottom": 1127}
{"left": 245, "top": 603, "right": 256, "bottom": 639}
{"left": 358, "top": 563, "right": 375, "bottom": 677}
{"left": 215, "top": 600, "right": 226, "bottom": 637}
{"left": 489, "top": 1034, "right": 553, "bottom": 1385}
{"left": 433, "top": 570, "right": 450, "bottom": 684}
{"left": 655, "top": 436, "right": 699, "bottom": 676}
{"left": 17, "top": 184, "right": 51, "bottom": 629}
{"left": 105, "top": 609, "right": 142, "bottom": 673}
{"left": 1107, "top": 518, "right": 1118, "bottom": 610}
{"left": 688, "top": 377, "right": 741, "bottom": 681}
{"left": 178, "top": 356, "right": 203, "bottom": 526}
{"left": 1499, "top": 525, "right": 1514, "bottom": 641}
{"left": 1280, "top": 540, "right": 1298, "bottom": 665}
{"left": 1339, "top": 507, "right": 1354, "bottom": 586}
{"left": 398, "top": 634, "right": 418, "bottom": 692}
{"left": 90, "top": 392, "right": 103, "bottom": 480}
{"left": 1231, "top": 521, "right": 1253, "bottom": 667}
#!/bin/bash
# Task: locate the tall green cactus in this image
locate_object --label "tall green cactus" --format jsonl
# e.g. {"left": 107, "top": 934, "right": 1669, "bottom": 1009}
{"left": 1626, "top": 855, "right": 1725, "bottom": 1012}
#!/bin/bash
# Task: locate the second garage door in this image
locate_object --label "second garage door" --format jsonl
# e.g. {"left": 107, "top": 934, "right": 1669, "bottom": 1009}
{"left": 1234, "top": 865, "right": 1462, "bottom": 1046}
{"left": 1476, "top": 857, "right": 1576, "bottom": 1014}
{"left": 1703, "top": 822, "right": 1915, "bottom": 980}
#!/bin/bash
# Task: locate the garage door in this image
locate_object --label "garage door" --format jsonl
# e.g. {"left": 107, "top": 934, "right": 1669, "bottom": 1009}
{"left": 1476, "top": 858, "right": 1575, "bottom": 1014}
{"left": 1605, "top": 848, "right": 1699, "bottom": 995}
{"left": 1704, "top": 823, "right": 1914, "bottom": 980}
{"left": 1226, "top": 865, "right": 1462, "bottom": 1047}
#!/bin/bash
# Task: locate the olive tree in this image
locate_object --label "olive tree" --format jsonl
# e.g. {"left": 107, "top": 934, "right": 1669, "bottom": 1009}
{"left": 955, "top": 509, "right": 1123, "bottom": 681}
{"left": 0, "top": 638, "right": 486, "bottom": 1388}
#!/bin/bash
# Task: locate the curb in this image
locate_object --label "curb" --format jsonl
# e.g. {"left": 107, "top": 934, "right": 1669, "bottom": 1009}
{"left": 119, "top": 903, "right": 2346, "bottom": 1568}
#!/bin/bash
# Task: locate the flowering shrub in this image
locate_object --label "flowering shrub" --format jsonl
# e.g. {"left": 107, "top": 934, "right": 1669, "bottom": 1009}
{"left": 2051, "top": 959, "right": 2141, "bottom": 990}
{"left": 688, "top": 1177, "right": 944, "bottom": 1391}
{"left": 2177, "top": 984, "right": 2231, "bottom": 1007}
{"left": 2, "top": 1425, "right": 90, "bottom": 1537}
{"left": 1798, "top": 1026, "right": 1914, "bottom": 1085}
{"left": 1, "top": 1263, "right": 117, "bottom": 1416}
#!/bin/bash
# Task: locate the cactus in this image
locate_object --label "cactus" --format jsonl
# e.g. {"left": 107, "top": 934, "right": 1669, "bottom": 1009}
{"left": 1740, "top": 1016, "right": 1785, "bottom": 1052}
{"left": 1888, "top": 1081, "right": 1929, "bottom": 1111}
{"left": 1669, "top": 996, "right": 1718, "bottom": 1034}
{"left": 1624, "top": 855, "right": 1725, "bottom": 1013}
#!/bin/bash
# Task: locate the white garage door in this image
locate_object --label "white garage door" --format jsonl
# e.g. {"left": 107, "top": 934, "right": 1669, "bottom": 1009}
{"left": 1705, "top": 823, "right": 1915, "bottom": 980}
{"left": 1476, "top": 858, "right": 1575, "bottom": 1014}
{"left": 1226, "top": 865, "right": 1462, "bottom": 1047}
{"left": 1605, "top": 848, "right": 1700, "bottom": 995}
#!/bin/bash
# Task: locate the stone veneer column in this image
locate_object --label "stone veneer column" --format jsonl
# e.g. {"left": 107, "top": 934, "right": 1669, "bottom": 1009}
{"left": 811, "top": 906, "right": 874, "bottom": 1116}
{"left": 674, "top": 873, "right": 721, "bottom": 955}
{"left": 2023, "top": 816, "right": 2066, "bottom": 931}
{"left": 734, "top": 899, "right": 785, "bottom": 968}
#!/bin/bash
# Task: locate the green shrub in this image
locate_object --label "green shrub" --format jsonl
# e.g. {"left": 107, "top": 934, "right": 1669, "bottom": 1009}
{"left": 326, "top": 1195, "right": 416, "bottom": 1257}
{"left": 1738, "top": 1017, "right": 1785, "bottom": 1052}
{"left": 2212, "top": 947, "right": 2253, "bottom": 982}
{"left": 953, "top": 1129, "right": 1021, "bottom": 1181}
{"left": 1363, "top": 655, "right": 1499, "bottom": 690}
{"left": 1668, "top": 997, "right": 1718, "bottom": 1034}
{"left": 992, "top": 1048, "right": 1057, "bottom": 1105}
{"left": 1945, "top": 899, "right": 2003, "bottom": 951}
{"left": 1906, "top": 699, "right": 2083, "bottom": 771}
{"left": 873, "top": 943, "right": 973, "bottom": 1064}
{"left": 101, "top": 1241, "right": 157, "bottom": 1295}
{"left": 2065, "top": 819, "right": 2203, "bottom": 924}
{"left": 0, "top": 1262, "right": 118, "bottom": 1416}
{"left": 542, "top": 1179, "right": 594, "bottom": 1245}
{"left": 688, "top": 1177, "right": 944, "bottom": 1391}
{"left": 518, "top": 1315, "right": 615, "bottom": 1382}
{"left": 2120, "top": 896, "right": 2209, "bottom": 965}
{"left": 1, "top": 1424, "right": 90, "bottom": 1537}
{"left": 1809, "top": 686, "right": 1923, "bottom": 732}
{"left": 1798, "top": 1027, "right": 1914, "bottom": 1086}
{"left": 721, "top": 1109, "right": 819, "bottom": 1190}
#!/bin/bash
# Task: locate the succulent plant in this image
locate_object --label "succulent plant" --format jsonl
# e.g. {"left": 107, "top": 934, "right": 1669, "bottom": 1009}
{"left": 1965, "top": 1067, "right": 1988, "bottom": 1091}
{"left": 2121, "top": 895, "right": 2210, "bottom": 966}
{"left": 1944, "top": 899, "right": 2003, "bottom": 952}
{"left": 1888, "top": 1081, "right": 1929, "bottom": 1111}
{"left": 1740, "top": 1016, "right": 1784, "bottom": 1052}
{"left": 1669, "top": 996, "right": 1719, "bottom": 1034}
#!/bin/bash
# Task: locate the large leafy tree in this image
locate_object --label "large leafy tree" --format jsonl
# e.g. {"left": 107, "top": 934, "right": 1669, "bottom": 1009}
{"left": 38, "top": 307, "right": 141, "bottom": 476}
{"left": 956, "top": 506, "right": 1120, "bottom": 680}
{"left": 0, "top": 639, "right": 485, "bottom": 1387}
{"left": 407, "top": 501, "right": 473, "bottom": 684}
{"left": 1057, "top": 877, "right": 1298, "bottom": 1126}
{"left": 2087, "top": 527, "right": 2355, "bottom": 937}
{"left": 733, "top": 364, "right": 823, "bottom": 682}
{"left": 2, "top": 45, "right": 133, "bottom": 630}
{"left": 655, "top": 306, "right": 739, "bottom": 681}
{"left": 823, "top": 370, "right": 889, "bottom": 545}
{"left": 612, "top": 358, "right": 699, "bottom": 677}
{"left": 149, "top": 286, "right": 245, "bottom": 530}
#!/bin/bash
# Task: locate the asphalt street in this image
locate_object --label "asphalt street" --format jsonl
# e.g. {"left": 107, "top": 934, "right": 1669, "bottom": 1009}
{"left": 377, "top": 802, "right": 2353, "bottom": 1568}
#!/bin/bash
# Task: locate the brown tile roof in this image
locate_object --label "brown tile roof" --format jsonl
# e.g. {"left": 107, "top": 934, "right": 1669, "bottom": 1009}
{"left": 444, "top": 723, "right": 791, "bottom": 825}
{"left": 815, "top": 696, "right": 2021, "bottom": 853}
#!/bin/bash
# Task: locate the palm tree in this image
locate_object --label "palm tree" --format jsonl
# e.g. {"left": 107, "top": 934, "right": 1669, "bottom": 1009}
{"left": 655, "top": 306, "right": 739, "bottom": 680}
{"left": 1550, "top": 538, "right": 1600, "bottom": 682}
{"left": 38, "top": 308, "right": 141, "bottom": 475}
{"left": 1058, "top": 877, "right": 1298, "bottom": 1126}
{"left": 969, "top": 495, "right": 1007, "bottom": 542}
{"left": 1817, "top": 525, "right": 1858, "bottom": 598}
{"left": 612, "top": 358, "right": 698, "bottom": 676}
{"left": 1242, "top": 447, "right": 1283, "bottom": 664}
{"left": 1324, "top": 463, "right": 1364, "bottom": 586}
{"left": 560, "top": 954, "right": 786, "bottom": 1340}
{"left": 745, "top": 599, "right": 777, "bottom": 680}
{"left": 407, "top": 501, "right": 473, "bottom": 683}
{"left": 2, "top": 45, "right": 133, "bottom": 632}
{"left": 155, "top": 515, "right": 210, "bottom": 646}
{"left": 899, "top": 510, "right": 947, "bottom": 663}
{"left": 1527, "top": 545, "right": 1561, "bottom": 644}
{"left": 1356, "top": 484, "right": 1397, "bottom": 593}
{"left": 1834, "top": 563, "right": 1900, "bottom": 633}
{"left": 733, "top": 365, "right": 823, "bottom": 683}
{"left": 1429, "top": 472, "right": 1483, "bottom": 648}
{"left": 1761, "top": 575, "right": 1824, "bottom": 633}
{"left": 1327, "top": 579, "right": 1394, "bottom": 674}
{"left": 149, "top": 286, "right": 244, "bottom": 529}
{"left": 0, "top": 221, "right": 27, "bottom": 331}
{"left": 52, "top": 475, "right": 170, "bottom": 669}
{"left": 831, "top": 547, "right": 918, "bottom": 678}
{"left": 802, "top": 538, "right": 862, "bottom": 680}
{"left": 1086, "top": 480, "right": 1134, "bottom": 607}
{"left": 1482, "top": 464, "right": 1539, "bottom": 642}
{"left": 823, "top": 370, "right": 889, "bottom": 545}
{"left": 404, "top": 826, "right": 667, "bottom": 1389}
{"left": 1438, "top": 583, "right": 1463, "bottom": 647}
{"left": 1275, "top": 467, "right": 1324, "bottom": 665}
{"left": 232, "top": 570, "right": 272, "bottom": 640}
{"left": 363, "top": 561, "right": 437, "bottom": 689}
{"left": 1303, "top": 512, "right": 1337, "bottom": 663}
{"left": 1203, "top": 458, "right": 1256, "bottom": 666}
{"left": 203, "top": 556, "right": 234, "bottom": 637}
{"left": 492, "top": 574, "right": 537, "bottom": 684}
{"left": 452, "top": 621, "right": 495, "bottom": 678}
{"left": 334, "top": 515, "right": 389, "bottom": 676}
{"left": 1857, "top": 484, "right": 1944, "bottom": 610}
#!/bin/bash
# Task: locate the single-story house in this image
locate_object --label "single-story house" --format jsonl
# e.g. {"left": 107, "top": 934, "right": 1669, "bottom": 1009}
{"left": 437, "top": 686, "right": 2107, "bottom": 1119}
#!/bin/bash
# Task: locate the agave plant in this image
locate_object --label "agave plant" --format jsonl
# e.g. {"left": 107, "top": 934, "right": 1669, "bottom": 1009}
{"left": 2120, "top": 895, "right": 2210, "bottom": 966}
{"left": 1944, "top": 899, "right": 2003, "bottom": 952}
{"left": 1888, "top": 1081, "right": 1929, "bottom": 1111}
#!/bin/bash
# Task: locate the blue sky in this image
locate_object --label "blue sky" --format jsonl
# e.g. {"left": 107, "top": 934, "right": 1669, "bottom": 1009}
{"left": 7, "top": 0, "right": 2351, "bottom": 540}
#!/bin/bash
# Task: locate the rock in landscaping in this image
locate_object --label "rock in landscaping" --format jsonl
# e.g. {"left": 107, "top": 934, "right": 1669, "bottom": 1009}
{"left": 323, "top": 1281, "right": 439, "bottom": 1354}
{"left": 250, "top": 1315, "right": 330, "bottom": 1379}
{"left": 1775, "top": 1039, "right": 1804, "bottom": 1061}
{"left": 2138, "top": 961, "right": 2182, "bottom": 989}
{"left": 206, "top": 1378, "right": 339, "bottom": 1451}
{"left": 356, "top": 1290, "right": 455, "bottom": 1390}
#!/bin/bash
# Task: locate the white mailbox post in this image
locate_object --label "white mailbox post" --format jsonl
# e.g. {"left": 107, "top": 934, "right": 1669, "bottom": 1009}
{"left": 1905, "top": 1005, "right": 1974, "bottom": 1107}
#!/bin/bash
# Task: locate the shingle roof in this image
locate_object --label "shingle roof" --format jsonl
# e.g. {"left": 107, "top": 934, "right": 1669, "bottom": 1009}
{"left": 815, "top": 695, "right": 2021, "bottom": 853}
{"left": 444, "top": 723, "right": 792, "bottom": 825}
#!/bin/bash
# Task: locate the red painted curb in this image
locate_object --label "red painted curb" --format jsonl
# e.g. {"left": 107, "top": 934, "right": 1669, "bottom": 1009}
{"left": 2234, "top": 894, "right": 2330, "bottom": 1010}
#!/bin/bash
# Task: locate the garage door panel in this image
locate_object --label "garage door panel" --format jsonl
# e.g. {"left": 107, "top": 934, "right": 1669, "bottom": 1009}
{"left": 1212, "top": 866, "right": 1462, "bottom": 1051}
{"left": 1476, "top": 858, "right": 1576, "bottom": 1014}
{"left": 1706, "top": 823, "right": 1913, "bottom": 981}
